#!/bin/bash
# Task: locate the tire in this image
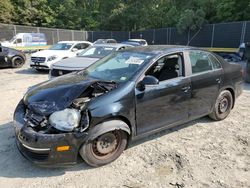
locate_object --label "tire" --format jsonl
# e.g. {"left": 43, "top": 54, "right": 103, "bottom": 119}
{"left": 12, "top": 56, "right": 24, "bottom": 68}
{"left": 79, "top": 130, "right": 128, "bottom": 167}
{"left": 209, "top": 90, "right": 233, "bottom": 121}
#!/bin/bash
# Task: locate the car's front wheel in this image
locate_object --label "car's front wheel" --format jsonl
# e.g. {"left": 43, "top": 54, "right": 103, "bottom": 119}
{"left": 209, "top": 90, "right": 233, "bottom": 121}
{"left": 79, "top": 130, "right": 128, "bottom": 167}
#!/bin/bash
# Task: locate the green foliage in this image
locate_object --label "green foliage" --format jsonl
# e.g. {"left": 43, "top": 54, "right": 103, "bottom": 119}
{"left": 0, "top": 0, "right": 248, "bottom": 31}
{"left": 0, "top": 0, "right": 14, "bottom": 23}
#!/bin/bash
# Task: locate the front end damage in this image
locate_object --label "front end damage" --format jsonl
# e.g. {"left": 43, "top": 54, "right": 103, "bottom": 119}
{"left": 13, "top": 80, "right": 117, "bottom": 165}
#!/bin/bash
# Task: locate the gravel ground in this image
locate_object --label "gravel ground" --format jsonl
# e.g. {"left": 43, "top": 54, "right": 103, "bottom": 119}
{"left": 0, "top": 62, "right": 249, "bottom": 188}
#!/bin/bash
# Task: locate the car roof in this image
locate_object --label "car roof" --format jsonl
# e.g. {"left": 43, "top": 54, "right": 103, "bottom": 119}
{"left": 58, "top": 41, "right": 91, "bottom": 44}
{"left": 124, "top": 45, "right": 204, "bottom": 54}
{"left": 92, "top": 43, "right": 132, "bottom": 48}
{"left": 128, "top": 39, "right": 147, "bottom": 42}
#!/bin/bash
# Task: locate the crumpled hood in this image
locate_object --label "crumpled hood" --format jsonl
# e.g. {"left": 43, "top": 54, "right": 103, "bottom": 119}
{"left": 23, "top": 73, "right": 97, "bottom": 115}
{"left": 52, "top": 56, "right": 100, "bottom": 70}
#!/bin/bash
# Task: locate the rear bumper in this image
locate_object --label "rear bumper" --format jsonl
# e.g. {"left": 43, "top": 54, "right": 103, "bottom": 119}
{"left": 13, "top": 101, "right": 88, "bottom": 166}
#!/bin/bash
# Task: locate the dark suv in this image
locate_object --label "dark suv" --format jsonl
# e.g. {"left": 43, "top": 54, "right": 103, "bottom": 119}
{"left": 14, "top": 46, "right": 242, "bottom": 167}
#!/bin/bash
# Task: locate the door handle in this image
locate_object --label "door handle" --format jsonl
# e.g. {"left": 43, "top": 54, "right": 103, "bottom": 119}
{"left": 182, "top": 86, "right": 191, "bottom": 92}
{"left": 216, "top": 78, "right": 221, "bottom": 84}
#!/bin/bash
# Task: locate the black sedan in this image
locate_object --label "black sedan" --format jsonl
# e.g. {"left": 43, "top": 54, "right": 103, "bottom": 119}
{"left": 13, "top": 45, "right": 243, "bottom": 167}
{"left": 0, "top": 45, "right": 26, "bottom": 68}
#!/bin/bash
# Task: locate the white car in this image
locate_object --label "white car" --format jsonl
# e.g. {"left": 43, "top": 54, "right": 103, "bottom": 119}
{"left": 30, "top": 41, "right": 92, "bottom": 71}
{"left": 127, "top": 39, "right": 148, "bottom": 46}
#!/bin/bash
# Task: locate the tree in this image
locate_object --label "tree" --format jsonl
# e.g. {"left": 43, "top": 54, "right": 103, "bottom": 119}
{"left": 0, "top": 0, "right": 249, "bottom": 31}
{"left": 0, "top": 0, "right": 14, "bottom": 23}
{"left": 177, "top": 9, "right": 206, "bottom": 33}
{"left": 11, "top": 0, "right": 54, "bottom": 27}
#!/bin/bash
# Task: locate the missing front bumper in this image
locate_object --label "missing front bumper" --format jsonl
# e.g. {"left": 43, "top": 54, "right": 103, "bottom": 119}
{"left": 13, "top": 100, "right": 88, "bottom": 166}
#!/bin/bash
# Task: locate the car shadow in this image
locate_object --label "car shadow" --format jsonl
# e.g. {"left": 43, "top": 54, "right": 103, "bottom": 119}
{"left": 243, "top": 82, "right": 250, "bottom": 91}
{"left": 15, "top": 68, "right": 49, "bottom": 75}
{"left": 0, "top": 122, "right": 91, "bottom": 179}
{"left": 128, "top": 116, "right": 213, "bottom": 148}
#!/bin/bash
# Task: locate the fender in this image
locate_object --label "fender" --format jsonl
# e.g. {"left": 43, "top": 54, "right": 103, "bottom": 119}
{"left": 86, "top": 120, "right": 130, "bottom": 141}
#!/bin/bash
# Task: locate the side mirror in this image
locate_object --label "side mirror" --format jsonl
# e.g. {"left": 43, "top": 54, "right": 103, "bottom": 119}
{"left": 72, "top": 48, "right": 78, "bottom": 52}
{"left": 137, "top": 75, "right": 159, "bottom": 91}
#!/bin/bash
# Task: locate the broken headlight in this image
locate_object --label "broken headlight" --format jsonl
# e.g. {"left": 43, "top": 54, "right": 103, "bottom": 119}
{"left": 49, "top": 108, "right": 81, "bottom": 132}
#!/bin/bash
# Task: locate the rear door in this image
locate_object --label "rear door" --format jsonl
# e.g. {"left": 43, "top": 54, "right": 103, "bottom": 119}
{"left": 188, "top": 50, "right": 223, "bottom": 118}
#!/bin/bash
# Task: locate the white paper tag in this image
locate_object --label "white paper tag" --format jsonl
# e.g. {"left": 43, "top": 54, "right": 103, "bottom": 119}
{"left": 125, "top": 57, "right": 144, "bottom": 65}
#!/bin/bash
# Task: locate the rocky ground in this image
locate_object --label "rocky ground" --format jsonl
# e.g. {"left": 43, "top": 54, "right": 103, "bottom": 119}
{"left": 0, "top": 62, "right": 249, "bottom": 188}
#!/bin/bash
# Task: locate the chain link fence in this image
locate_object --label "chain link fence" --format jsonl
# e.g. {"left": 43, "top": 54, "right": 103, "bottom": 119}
{"left": 0, "top": 21, "right": 249, "bottom": 48}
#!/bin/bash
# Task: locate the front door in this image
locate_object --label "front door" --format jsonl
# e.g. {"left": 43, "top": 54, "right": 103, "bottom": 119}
{"left": 135, "top": 53, "right": 191, "bottom": 135}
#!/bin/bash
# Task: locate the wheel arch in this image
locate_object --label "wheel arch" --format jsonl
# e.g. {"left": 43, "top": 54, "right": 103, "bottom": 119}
{"left": 220, "top": 86, "right": 235, "bottom": 109}
{"left": 86, "top": 118, "right": 133, "bottom": 142}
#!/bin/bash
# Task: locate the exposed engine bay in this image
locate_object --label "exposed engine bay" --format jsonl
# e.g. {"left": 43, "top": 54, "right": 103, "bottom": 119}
{"left": 24, "top": 81, "right": 117, "bottom": 134}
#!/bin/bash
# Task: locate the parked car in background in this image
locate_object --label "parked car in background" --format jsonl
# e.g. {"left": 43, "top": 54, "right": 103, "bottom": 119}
{"left": 1, "top": 33, "right": 47, "bottom": 48}
{"left": 216, "top": 52, "right": 242, "bottom": 62}
{"left": 94, "top": 39, "right": 117, "bottom": 44}
{"left": 0, "top": 44, "right": 26, "bottom": 68}
{"left": 49, "top": 43, "right": 132, "bottom": 78}
{"left": 14, "top": 46, "right": 242, "bottom": 167}
{"left": 30, "top": 41, "right": 92, "bottom": 71}
{"left": 239, "top": 42, "right": 246, "bottom": 60}
{"left": 121, "top": 39, "right": 148, "bottom": 46}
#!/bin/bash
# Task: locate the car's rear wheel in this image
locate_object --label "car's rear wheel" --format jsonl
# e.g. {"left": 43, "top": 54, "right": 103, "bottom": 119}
{"left": 79, "top": 130, "right": 128, "bottom": 167}
{"left": 209, "top": 90, "right": 233, "bottom": 121}
{"left": 12, "top": 56, "right": 25, "bottom": 68}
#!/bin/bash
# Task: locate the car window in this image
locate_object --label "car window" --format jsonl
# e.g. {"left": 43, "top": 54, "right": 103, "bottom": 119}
{"left": 189, "top": 51, "right": 213, "bottom": 74}
{"left": 74, "top": 43, "right": 89, "bottom": 50}
{"left": 78, "top": 46, "right": 116, "bottom": 57}
{"left": 82, "top": 51, "right": 153, "bottom": 82}
{"left": 49, "top": 43, "right": 73, "bottom": 50}
{"left": 15, "top": 39, "right": 22, "bottom": 44}
{"left": 208, "top": 54, "right": 222, "bottom": 69}
{"left": 146, "top": 53, "right": 183, "bottom": 82}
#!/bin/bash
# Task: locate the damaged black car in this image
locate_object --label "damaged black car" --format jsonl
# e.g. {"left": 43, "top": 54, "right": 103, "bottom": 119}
{"left": 14, "top": 46, "right": 243, "bottom": 167}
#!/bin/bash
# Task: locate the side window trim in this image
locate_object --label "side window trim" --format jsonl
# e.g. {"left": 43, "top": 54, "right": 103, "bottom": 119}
{"left": 188, "top": 50, "right": 217, "bottom": 75}
{"left": 207, "top": 53, "right": 222, "bottom": 70}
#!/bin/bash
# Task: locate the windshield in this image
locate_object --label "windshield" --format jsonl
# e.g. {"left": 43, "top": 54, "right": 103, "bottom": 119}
{"left": 9, "top": 37, "right": 17, "bottom": 43}
{"left": 78, "top": 46, "right": 116, "bottom": 58}
{"left": 49, "top": 43, "right": 73, "bottom": 50}
{"left": 80, "top": 51, "right": 153, "bottom": 83}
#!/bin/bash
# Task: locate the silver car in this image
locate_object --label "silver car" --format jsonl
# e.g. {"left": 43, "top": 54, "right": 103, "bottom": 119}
{"left": 49, "top": 43, "right": 132, "bottom": 78}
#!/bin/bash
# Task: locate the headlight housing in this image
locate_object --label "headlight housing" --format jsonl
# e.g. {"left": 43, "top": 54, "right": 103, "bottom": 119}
{"left": 47, "top": 55, "right": 57, "bottom": 62}
{"left": 49, "top": 108, "right": 81, "bottom": 132}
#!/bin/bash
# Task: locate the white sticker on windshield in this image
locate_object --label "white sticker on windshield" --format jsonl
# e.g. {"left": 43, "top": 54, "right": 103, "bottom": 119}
{"left": 125, "top": 57, "right": 144, "bottom": 65}
{"left": 120, "top": 77, "right": 127, "bottom": 81}
{"left": 104, "top": 48, "right": 114, "bottom": 50}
